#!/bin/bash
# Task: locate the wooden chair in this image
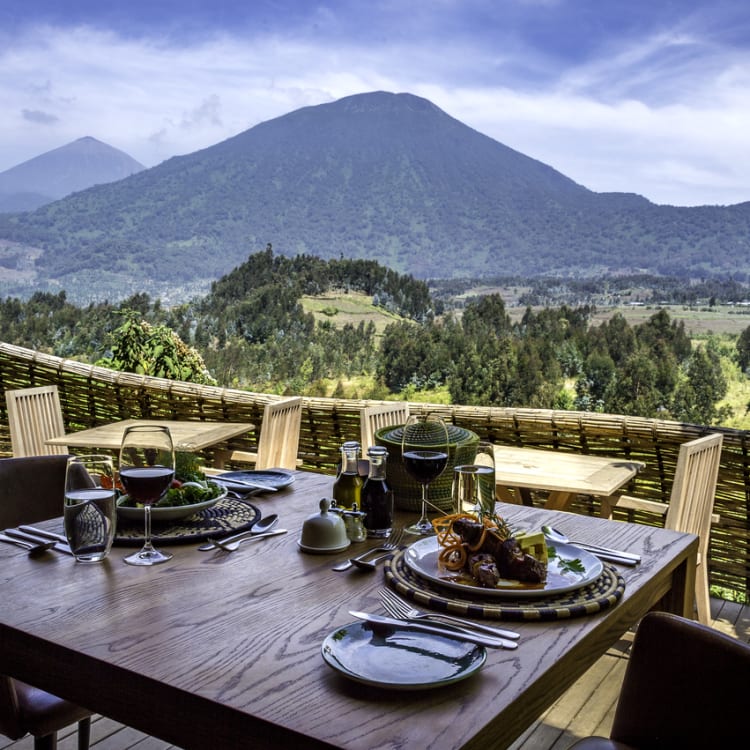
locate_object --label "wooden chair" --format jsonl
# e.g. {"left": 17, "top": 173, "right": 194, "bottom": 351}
{"left": 567, "top": 611, "right": 750, "bottom": 749}
{"left": 5, "top": 385, "right": 68, "bottom": 457}
{"left": 0, "top": 455, "right": 92, "bottom": 750}
{"left": 360, "top": 402, "right": 410, "bottom": 450}
{"left": 600, "top": 432, "right": 723, "bottom": 625}
{"left": 212, "top": 397, "right": 303, "bottom": 471}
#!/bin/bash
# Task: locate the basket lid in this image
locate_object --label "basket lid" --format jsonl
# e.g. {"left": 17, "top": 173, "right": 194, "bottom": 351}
{"left": 376, "top": 423, "right": 477, "bottom": 447}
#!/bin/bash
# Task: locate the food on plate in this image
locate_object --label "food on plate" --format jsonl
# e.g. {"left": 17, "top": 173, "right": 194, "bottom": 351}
{"left": 119, "top": 481, "right": 223, "bottom": 509}
{"left": 433, "top": 513, "right": 548, "bottom": 588}
{"left": 118, "top": 451, "right": 221, "bottom": 508}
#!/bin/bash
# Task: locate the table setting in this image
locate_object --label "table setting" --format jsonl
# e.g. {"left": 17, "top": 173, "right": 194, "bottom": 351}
{"left": 0, "top": 450, "right": 698, "bottom": 750}
{"left": 1, "top": 417, "right": 700, "bottom": 750}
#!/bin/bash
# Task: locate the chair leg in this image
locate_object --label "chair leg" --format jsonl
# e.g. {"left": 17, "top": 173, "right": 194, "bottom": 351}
{"left": 695, "top": 562, "right": 711, "bottom": 626}
{"left": 34, "top": 733, "right": 57, "bottom": 750}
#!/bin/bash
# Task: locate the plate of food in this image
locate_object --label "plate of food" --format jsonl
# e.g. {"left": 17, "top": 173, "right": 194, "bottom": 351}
{"left": 321, "top": 620, "right": 486, "bottom": 690}
{"left": 117, "top": 480, "right": 227, "bottom": 522}
{"left": 404, "top": 513, "right": 603, "bottom": 599}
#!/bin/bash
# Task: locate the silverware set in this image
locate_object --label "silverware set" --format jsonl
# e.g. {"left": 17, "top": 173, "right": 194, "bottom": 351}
{"left": 379, "top": 587, "right": 520, "bottom": 641}
{"left": 0, "top": 526, "right": 73, "bottom": 555}
{"left": 542, "top": 525, "right": 641, "bottom": 566}
{"left": 332, "top": 527, "right": 404, "bottom": 571}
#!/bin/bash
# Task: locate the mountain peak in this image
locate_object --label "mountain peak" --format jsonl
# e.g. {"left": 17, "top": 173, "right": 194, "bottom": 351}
{"left": 0, "top": 137, "right": 145, "bottom": 212}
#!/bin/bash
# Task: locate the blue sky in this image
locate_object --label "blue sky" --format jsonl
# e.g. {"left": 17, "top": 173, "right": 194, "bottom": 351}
{"left": 1, "top": 0, "right": 748, "bottom": 206}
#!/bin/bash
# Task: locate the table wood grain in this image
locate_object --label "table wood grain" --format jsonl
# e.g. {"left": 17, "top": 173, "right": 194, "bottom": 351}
{"left": 493, "top": 445, "right": 645, "bottom": 511}
{"left": 45, "top": 418, "right": 254, "bottom": 452}
{"left": 0, "top": 472, "right": 696, "bottom": 750}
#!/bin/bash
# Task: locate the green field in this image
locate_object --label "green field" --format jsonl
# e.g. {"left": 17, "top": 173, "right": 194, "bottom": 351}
{"left": 301, "top": 291, "right": 401, "bottom": 335}
{"left": 300, "top": 291, "right": 750, "bottom": 428}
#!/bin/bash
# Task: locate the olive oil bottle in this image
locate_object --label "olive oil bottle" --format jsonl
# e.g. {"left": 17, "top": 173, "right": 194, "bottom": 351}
{"left": 332, "top": 441, "right": 362, "bottom": 510}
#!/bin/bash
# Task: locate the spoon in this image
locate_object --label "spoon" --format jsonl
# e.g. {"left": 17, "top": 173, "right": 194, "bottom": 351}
{"left": 348, "top": 551, "right": 393, "bottom": 572}
{"left": 212, "top": 529, "right": 287, "bottom": 552}
{"left": 198, "top": 513, "right": 280, "bottom": 551}
{"left": 542, "top": 525, "right": 641, "bottom": 563}
{"left": 0, "top": 532, "right": 56, "bottom": 558}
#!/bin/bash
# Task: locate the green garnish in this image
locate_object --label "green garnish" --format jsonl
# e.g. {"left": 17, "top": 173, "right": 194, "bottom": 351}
{"left": 547, "top": 545, "right": 586, "bottom": 576}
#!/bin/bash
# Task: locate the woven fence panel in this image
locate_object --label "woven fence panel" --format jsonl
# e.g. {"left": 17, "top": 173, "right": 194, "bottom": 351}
{"left": 1, "top": 342, "right": 748, "bottom": 598}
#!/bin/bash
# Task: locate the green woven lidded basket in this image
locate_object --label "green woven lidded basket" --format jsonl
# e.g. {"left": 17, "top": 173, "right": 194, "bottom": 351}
{"left": 375, "top": 423, "right": 479, "bottom": 512}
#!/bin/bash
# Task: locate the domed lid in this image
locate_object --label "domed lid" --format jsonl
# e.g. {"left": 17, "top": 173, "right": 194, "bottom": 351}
{"left": 376, "top": 423, "right": 476, "bottom": 447}
{"left": 300, "top": 498, "right": 349, "bottom": 551}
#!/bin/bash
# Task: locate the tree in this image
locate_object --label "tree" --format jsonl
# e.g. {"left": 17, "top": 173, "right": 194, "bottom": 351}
{"left": 737, "top": 324, "right": 750, "bottom": 374}
{"left": 671, "top": 343, "right": 729, "bottom": 425}
{"left": 98, "top": 311, "right": 216, "bottom": 385}
{"left": 604, "top": 351, "right": 662, "bottom": 417}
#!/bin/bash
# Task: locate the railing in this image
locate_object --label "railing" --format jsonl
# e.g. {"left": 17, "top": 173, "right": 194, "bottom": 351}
{"left": 1, "top": 341, "right": 748, "bottom": 599}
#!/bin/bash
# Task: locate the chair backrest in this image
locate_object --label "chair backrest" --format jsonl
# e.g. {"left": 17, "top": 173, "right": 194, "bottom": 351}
{"left": 609, "top": 611, "right": 750, "bottom": 747}
{"left": 665, "top": 432, "right": 723, "bottom": 538}
{"left": 0, "top": 454, "right": 72, "bottom": 527}
{"left": 360, "top": 402, "right": 410, "bottom": 450}
{"left": 255, "top": 397, "right": 303, "bottom": 470}
{"left": 5, "top": 385, "right": 68, "bottom": 457}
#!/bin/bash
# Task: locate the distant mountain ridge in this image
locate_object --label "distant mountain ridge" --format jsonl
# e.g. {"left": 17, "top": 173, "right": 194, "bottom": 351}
{"left": 0, "top": 137, "right": 144, "bottom": 212}
{"left": 0, "top": 92, "right": 748, "bottom": 303}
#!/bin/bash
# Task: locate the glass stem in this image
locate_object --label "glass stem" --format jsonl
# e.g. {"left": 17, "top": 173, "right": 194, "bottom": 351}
{"left": 143, "top": 504, "right": 154, "bottom": 552}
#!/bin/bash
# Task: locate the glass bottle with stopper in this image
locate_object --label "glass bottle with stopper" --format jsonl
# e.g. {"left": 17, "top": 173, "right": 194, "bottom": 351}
{"left": 332, "top": 441, "right": 363, "bottom": 510}
{"left": 361, "top": 446, "right": 394, "bottom": 538}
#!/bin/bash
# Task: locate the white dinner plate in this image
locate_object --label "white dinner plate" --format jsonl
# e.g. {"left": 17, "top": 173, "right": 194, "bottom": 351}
{"left": 403, "top": 535, "right": 603, "bottom": 599}
{"left": 321, "top": 620, "right": 486, "bottom": 690}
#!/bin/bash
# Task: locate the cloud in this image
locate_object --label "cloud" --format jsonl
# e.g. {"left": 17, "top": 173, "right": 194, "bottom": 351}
{"left": 0, "top": 6, "right": 748, "bottom": 206}
{"left": 22, "top": 108, "right": 60, "bottom": 124}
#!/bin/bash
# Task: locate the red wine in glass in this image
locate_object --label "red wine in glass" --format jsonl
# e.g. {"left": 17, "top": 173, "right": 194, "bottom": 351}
{"left": 119, "top": 424, "right": 175, "bottom": 566}
{"left": 401, "top": 413, "right": 450, "bottom": 536}
{"left": 403, "top": 450, "right": 448, "bottom": 485}
{"left": 119, "top": 466, "right": 174, "bottom": 505}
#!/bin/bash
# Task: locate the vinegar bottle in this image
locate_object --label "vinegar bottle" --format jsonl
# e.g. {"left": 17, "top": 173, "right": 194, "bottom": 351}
{"left": 361, "top": 446, "right": 394, "bottom": 538}
{"left": 332, "top": 441, "right": 362, "bottom": 510}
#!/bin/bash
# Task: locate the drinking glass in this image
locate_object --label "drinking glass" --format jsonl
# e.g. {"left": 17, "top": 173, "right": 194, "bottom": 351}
{"left": 119, "top": 424, "right": 175, "bottom": 566}
{"left": 64, "top": 454, "right": 117, "bottom": 562}
{"left": 452, "top": 464, "right": 495, "bottom": 516}
{"left": 474, "top": 441, "right": 497, "bottom": 516}
{"left": 401, "top": 413, "right": 449, "bottom": 535}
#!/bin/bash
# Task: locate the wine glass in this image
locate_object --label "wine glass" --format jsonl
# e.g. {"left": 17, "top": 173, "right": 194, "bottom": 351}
{"left": 119, "top": 424, "right": 175, "bottom": 566}
{"left": 401, "top": 413, "right": 449, "bottom": 535}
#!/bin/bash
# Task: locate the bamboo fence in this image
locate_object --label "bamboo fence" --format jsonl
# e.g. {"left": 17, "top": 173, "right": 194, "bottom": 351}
{"left": 1, "top": 341, "right": 748, "bottom": 598}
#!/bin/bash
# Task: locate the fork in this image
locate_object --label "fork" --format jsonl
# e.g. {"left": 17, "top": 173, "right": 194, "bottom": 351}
{"left": 380, "top": 587, "right": 520, "bottom": 640}
{"left": 331, "top": 527, "right": 404, "bottom": 571}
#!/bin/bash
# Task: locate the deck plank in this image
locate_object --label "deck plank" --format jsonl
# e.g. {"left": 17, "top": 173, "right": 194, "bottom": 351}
{"left": 2, "top": 598, "right": 746, "bottom": 750}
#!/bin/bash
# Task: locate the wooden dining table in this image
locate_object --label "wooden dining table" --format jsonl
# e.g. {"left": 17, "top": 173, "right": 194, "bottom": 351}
{"left": 45, "top": 418, "right": 254, "bottom": 454}
{"left": 493, "top": 445, "right": 645, "bottom": 511}
{"left": 0, "top": 471, "right": 696, "bottom": 750}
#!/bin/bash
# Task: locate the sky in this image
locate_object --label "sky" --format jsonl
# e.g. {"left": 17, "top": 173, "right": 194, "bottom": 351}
{"left": 1, "top": 0, "right": 749, "bottom": 207}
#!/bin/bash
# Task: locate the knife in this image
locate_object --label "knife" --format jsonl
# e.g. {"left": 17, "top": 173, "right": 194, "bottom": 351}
{"left": 349, "top": 611, "right": 517, "bottom": 649}
{"left": 572, "top": 542, "right": 641, "bottom": 563}
{"left": 7, "top": 527, "right": 74, "bottom": 555}
{"left": 212, "top": 476, "right": 278, "bottom": 492}
{"left": 586, "top": 550, "right": 638, "bottom": 567}
{"left": 18, "top": 525, "right": 68, "bottom": 544}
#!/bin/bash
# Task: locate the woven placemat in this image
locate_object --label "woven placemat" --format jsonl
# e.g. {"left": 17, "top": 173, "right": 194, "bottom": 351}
{"left": 384, "top": 547, "right": 625, "bottom": 621}
{"left": 114, "top": 496, "right": 260, "bottom": 547}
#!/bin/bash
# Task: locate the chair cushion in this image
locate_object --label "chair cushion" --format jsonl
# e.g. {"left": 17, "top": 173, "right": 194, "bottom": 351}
{"left": 2, "top": 679, "right": 89, "bottom": 739}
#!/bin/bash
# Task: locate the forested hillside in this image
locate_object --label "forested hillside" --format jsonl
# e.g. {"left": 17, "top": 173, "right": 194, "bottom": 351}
{"left": 2, "top": 249, "right": 748, "bottom": 426}
{"left": 1, "top": 92, "right": 750, "bottom": 303}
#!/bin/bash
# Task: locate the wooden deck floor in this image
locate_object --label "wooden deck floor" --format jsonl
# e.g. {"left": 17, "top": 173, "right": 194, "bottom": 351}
{"left": 2, "top": 598, "right": 748, "bottom": 750}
